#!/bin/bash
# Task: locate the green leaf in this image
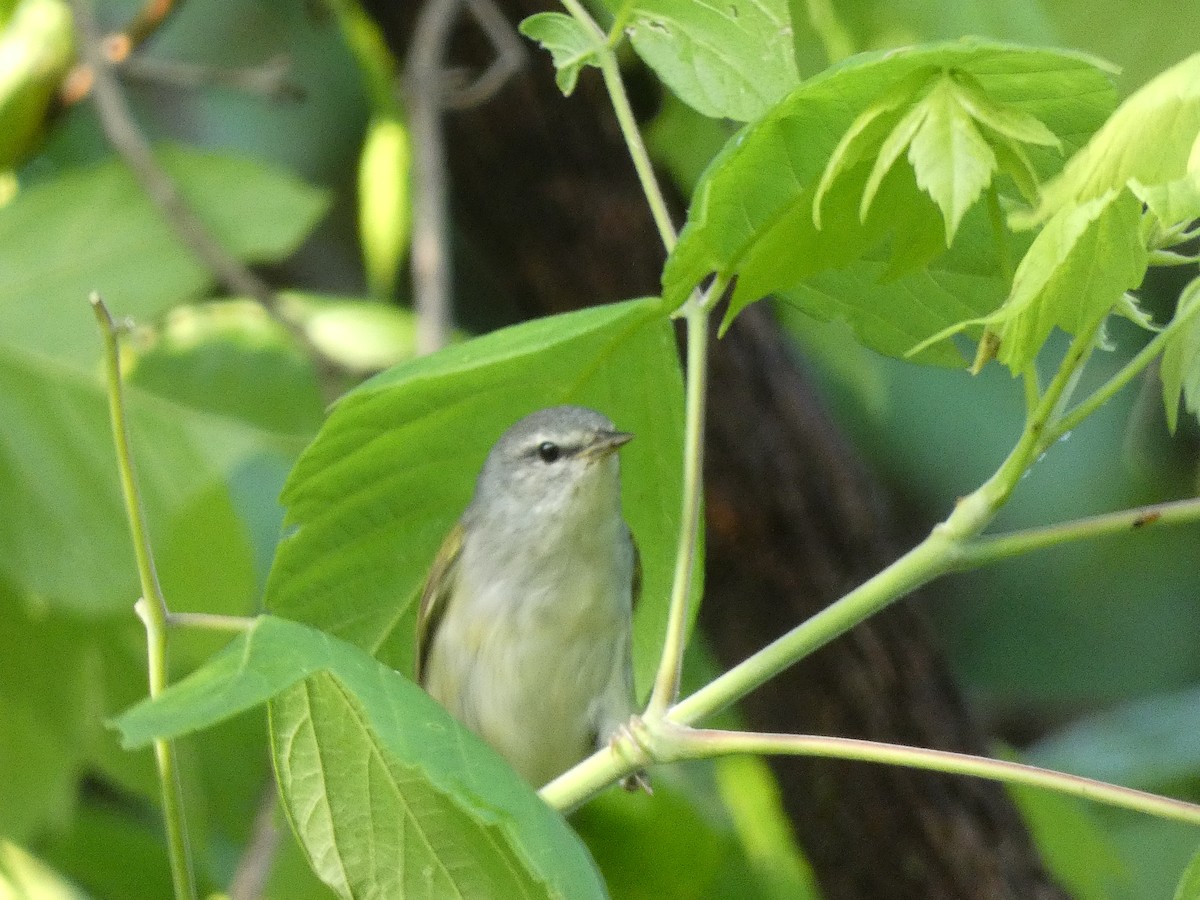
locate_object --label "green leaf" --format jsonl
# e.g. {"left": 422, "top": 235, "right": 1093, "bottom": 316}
{"left": 1024, "top": 684, "right": 1200, "bottom": 792}
{"left": 988, "top": 189, "right": 1148, "bottom": 372}
{"left": 520, "top": 12, "right": 603, "bottom": 96}
{"left": 0, "top": 146, "right": 329, "bottom": 365}
{"left": 1008, "top": 779, "right": 1129, "bottom": 900}
{"left": 0, "top": 587, "right": 99, "bottom": 840}
{"left": 663, "top": 40, "right": 1116, "bottom": 360}
{"left": 606, "top": 0, "right": 800, "bottom": 122}
{"left": 126, "top": 299, "right": 325, "bottom": 437}
{"left": 1021, "top": 50, "right": 1200, "bottom": 227}
{"left": 812, "top": 68, "right": 929, "bottom": 229}
{"left": 265, "top": 298, "right": 687, "bottom": 697}
{"left": 0, "top": 337, "right": 294, "bottom": 614}
{"left": 1161, "top": 277, "right": 1200, "bottom": 434}
{"left": 905, "top": 76, "right": 999, "bottom": 244}
{"left": 0, "top": 840, "right": 91, "bottom": 899}
{"left": 357, "top": 113, "right": 411, "bottom": 298}
{"left": 1176, "top": 847, "right": 1200, "bottom": 900}
{"left": 0, "top": 0, "right": 74, "bottom": 169}
{"left": 111, "top": 616, "right": 607, "bottom": 899}
{"left": 1131, "top": 173, "right": 1200, "bottom": 236}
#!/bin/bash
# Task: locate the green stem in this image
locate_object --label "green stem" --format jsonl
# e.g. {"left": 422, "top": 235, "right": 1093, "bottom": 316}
{"left": 93, "top": 296, "right": 198, "bottom": 900}
{"left": 647, "top": 283, "right": 719, "bottom": 717}
{"left": 167, "top": 612, "right": 257, "bottom": 632}
{"left": 667, "top": 728, "right": 1200, "bottom": 826}
{"left": 953, "top": 496, "right": 1200, "bottom": 570}
{"left": 670, "top": 530, "right": 954, "bottom": 726}
{"left": 1050, "top": 278, "right": 1200, "bottom": 442}
{"left": 560, "top": 0, "right": 677, "bottom": 251}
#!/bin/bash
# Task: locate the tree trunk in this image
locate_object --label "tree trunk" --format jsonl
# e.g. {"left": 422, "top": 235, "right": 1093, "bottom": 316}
{"left": 363, "top": 2, "right": 1070, "bottom": 896}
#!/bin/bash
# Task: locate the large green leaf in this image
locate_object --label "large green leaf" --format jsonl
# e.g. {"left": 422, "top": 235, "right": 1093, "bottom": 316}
{"left": 1176, "top": 847, "right": 1200, "bottom": 900}
{"left": 112, "top": 615, "right": 608, "bottom": 900}
{"left": 0, "top": 337, "right": 296, "bottom": 614}
{"left": 602, "top": 0, "right": 800, "bottom": 122}
{"left": 0, "top": 585, "right": 99, "bottom": 841}
{"left": 663, "top": 40, "right": 1116, "bottom": 362}
{"left": 1021, "top": 50, "right": 1200, "bottom": 226}
{"left": 265, "top": 298, "right": 687, "bottom": 696}
{"left": 0, "top": 146, "right": 329, "bottom": 364}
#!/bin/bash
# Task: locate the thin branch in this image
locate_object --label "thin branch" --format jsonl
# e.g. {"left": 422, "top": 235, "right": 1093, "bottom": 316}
{"left": 952, "top": 496, "right": 1200, "bottom": 570}
{"left": 120, "top": 53, "right": 305, "bottom": 102}
{"left": 404, "top": 0, "right": 463, "bottom": 355}
{"left": 93, "top": 296, "right": 197, "bottom": 900}
{"left": 60, "top": 0, "right": 181, "bottom": 105}
{"left": 646, "top": 279, "right": 724, "bottom": 717}
{"left": 445, "top": 0, "right": 527, "bottom": 109}
{"left": 227, "top": 786, "right": 281, "bottom": 900}
{"left": 672, "top": 728, "right": 1200, "bottom": 827}
{"left": 166, "top": 611, "right": 256, "bottom": 632}
{"left": 70, "top": 0, "right": 332, "bottom": 373}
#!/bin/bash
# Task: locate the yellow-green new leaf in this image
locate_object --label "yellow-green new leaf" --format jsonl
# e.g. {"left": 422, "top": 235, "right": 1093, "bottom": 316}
{"left": 993, "top": 189, "right": 1147, "bottom": 372}
{"left": 1161, "top": 277, "right": 1200, "bottom": 434}
{"left": 358, "top": 113, "right": 411, "bottom": 298}
{"left": 1020, "top": 50, "right": 1200, "bottom": 227}
{"left": 520, "top": 12, "right": 603, "bottom": 96}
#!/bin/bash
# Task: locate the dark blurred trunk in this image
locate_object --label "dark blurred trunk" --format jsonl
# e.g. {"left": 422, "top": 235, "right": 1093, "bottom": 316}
{"left": 362, "top": 2, "right": 1070, "bottom": 897}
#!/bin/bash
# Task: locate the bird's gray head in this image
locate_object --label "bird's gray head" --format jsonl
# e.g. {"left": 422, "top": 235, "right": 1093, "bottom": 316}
{"left": 468, "top": 406, "right": 632, "bottom": 526}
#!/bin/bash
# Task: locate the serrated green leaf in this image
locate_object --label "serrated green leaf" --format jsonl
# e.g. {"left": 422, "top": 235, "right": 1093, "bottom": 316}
{"left": 607, "top": 0, "right": 800, "bottom": 122}
{"left": 265, "top": 298, "right": 687, "bottom": 698}
{"left": 111, "top": 615, "right": 607, "bottom": 899}
{"left": 1131, "top": 173, "right": 1200, "bottom": 235}
{"left": 1175, "top": 847, "right": 1200, "bottom": 900}
{"left": 990, "top": 133, "right": 1041, "bottom": 202}
{"left": 907, "top": 76, "right": 999, "bottom": 244}
{"left": 1161, "top": 277, "right": 1200, "bottom": 433}
{"left": 859, "top": 87, "right": 932, "bottom": 223}
{"left": 0, "top": 146, "right": 330, "bottom": 365}
{"left": 813, "top": 68, "right": 930, "bottom": 229}
{"left": 1022, "top": 50, "right": 1200, "bottom": 227}
{"left": 951, "top": 72, "right": 1062, "bottom": 150}
{"left": 663, "top": 40, "right": 1116, "bottom": 362}
{"left": 990, "top": 189, "right": 1147, "bottom": 372}
{"left": 520, "top": 12, "right": 602, "bottom": 96}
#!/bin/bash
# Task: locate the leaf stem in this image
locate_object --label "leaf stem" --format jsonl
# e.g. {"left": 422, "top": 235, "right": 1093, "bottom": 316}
{"left": 951, "top": 497, "right": 1200, "bottom": 570}
{"left": 560, "top": 0, "right": 677, "bottom": 251}
{"left": 647, "top": 278, "right": 725, "bottom": 717}
{"left": 664, "top": 727, "right": 1200, "bottom": 826}
{"left": 167, "top": 612, "right": 257, "bottom": 632}
{"left": 92, "top": 296, "right": 197, "bottom": 900}
{"left": 1049, "top": 276, "right": 1200, "bottom": 442}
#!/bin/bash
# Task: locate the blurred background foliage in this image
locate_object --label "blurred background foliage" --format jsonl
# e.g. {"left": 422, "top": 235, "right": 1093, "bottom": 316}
{"left": 0, "top": 0, "right": 1196, "bottom": 897}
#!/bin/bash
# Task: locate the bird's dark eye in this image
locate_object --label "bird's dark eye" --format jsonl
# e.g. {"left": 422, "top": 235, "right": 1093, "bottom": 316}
{"left": 537, "top": 441, "right": 561, "bottom": 463}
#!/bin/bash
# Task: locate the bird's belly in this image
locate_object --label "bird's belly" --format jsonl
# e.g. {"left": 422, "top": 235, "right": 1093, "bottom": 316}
{"left": 426, "top": 562, "right": 629, "bottom": 786}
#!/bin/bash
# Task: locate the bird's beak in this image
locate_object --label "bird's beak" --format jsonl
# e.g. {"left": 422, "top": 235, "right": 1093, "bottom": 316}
{"left": 583, "top": 430, "right": 634, "bottom": 459}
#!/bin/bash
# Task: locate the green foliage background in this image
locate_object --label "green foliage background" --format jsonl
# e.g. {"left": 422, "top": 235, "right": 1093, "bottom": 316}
{"left": 0, "top": 0, "right": 1197, "bottom": 897}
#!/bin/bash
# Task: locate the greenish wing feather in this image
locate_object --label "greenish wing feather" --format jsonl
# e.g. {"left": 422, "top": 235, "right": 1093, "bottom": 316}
{"left": 414, "top": 521, "right": 464, "bottom": 683}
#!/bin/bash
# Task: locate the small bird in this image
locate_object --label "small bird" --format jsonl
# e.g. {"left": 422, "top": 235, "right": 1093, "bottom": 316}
{"left": 415, "top": 405, "right": 640, "bottom": 788}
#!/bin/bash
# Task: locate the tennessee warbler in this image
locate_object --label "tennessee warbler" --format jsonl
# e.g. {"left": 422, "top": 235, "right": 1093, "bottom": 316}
{"left": 415, "top": 406, "right": 640, "bottom": 788}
